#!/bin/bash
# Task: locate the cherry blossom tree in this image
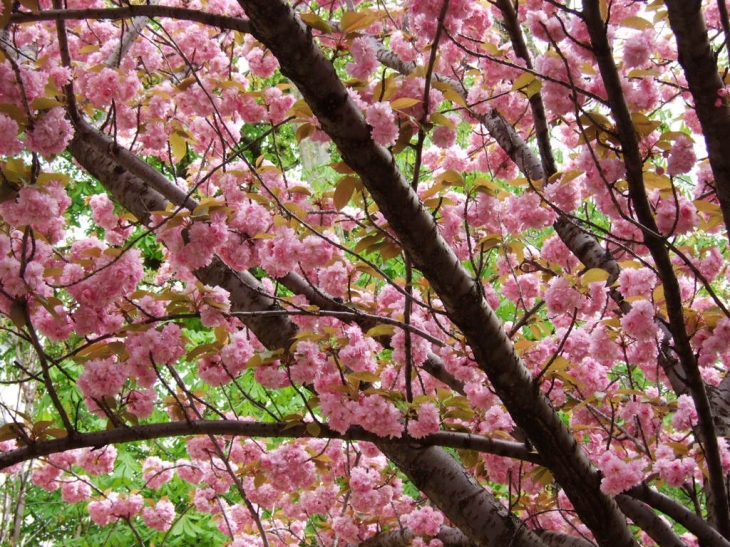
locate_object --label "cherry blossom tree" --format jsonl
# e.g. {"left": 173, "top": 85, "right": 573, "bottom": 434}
{"left": 0, "top": 0, "right": 729, "bottom": 546}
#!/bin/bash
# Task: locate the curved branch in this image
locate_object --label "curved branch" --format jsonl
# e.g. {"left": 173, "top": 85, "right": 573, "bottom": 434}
{"left": 380, "top": 442, "right": 546, "bottom": 547}
{"left": 626, "top": 484, "right": 730, "bottom": 547}
{"left": 0, "top": 420, "right": 539, "bottom": 471}
{"left": 10, "top": 6, "right": 251, "bottom": 34}
{"left": 663, "top": 0, "right": 730, "bottom": 242}
{"left": 67, "top": 120, "right": 299, "bottom": 350}
{"left": 615, "top": 495, "right": 687, "bottom": 547}
{"left": 355, "top": 526, "right": 473, "bottom": 547}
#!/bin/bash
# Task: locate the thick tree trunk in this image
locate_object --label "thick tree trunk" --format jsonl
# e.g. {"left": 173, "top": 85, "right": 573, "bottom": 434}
{"left": 583, "top": 0, "right": 730, "bottom": 536}
{"left": 235, "top": 2, "right": 636, "bottom": 545}
{"left": 664, "top": 0, "right": 730, "bottom": 241}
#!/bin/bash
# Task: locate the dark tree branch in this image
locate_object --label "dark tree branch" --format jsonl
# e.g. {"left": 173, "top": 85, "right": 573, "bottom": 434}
{"left": 10, "top": 6, "right": 251, "bottom": 34}
{"left": 582, "top": 0, "right": 730, "bottom": 537}
{"left": 626, "top": 484, "right": 730, "bottom": 547}
{"left": 235, "top": 1, "right": 636, "bottom": 545}
{"left": 615, "top": 495, "right": 687, "bottom": 547}
{"left": 663, "top": 0, "right": 730, "bottom": 243}
{"left": 0, "top": 420, "right": 538, "bottom": 472}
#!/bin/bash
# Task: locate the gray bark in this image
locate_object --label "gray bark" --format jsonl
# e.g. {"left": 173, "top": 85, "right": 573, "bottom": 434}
{"left": 235, "top": 2, "right": 636, "bottom": 545}
{"left": 663, "top": 0, "right": 730, "bottom": 242}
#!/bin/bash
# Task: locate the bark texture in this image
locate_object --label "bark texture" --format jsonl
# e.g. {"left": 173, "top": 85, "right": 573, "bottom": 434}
{"left": 663, "top": 0, "right": 730, "bottom": 241}
{"left": 583, "top": 0, "right": 730, "bottom": 536}
{"left": 235, "top": 2, "right": 636, "bottom": 545}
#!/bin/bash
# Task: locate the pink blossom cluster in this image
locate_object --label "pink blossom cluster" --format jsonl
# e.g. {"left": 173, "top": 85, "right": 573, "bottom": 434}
{"left": 653, "top": 444, "right": 697, "bottom": 487}
{"left": 142, "top": 499, "right": 176, "bottom": 532}
{"left": 143, "top": 456, "right": 175, "bottom": 489}
{"left": 347, "top": 37, "right": 379, "bottom": 80}
{"left": 654, "top": 193, "right": 699, "bottom": 236}
{"left": 544, "top": 276, "right": 583, "bottom": 316}
{"left": 407, "top": 402, "right": 441, "bottom": 438}
{"left": 666, "top": 134, "right": 696, "bottom": 176}
{"left": 405, "top": 505, "right": 444, "bottom": 536}
{"left": 77, "top": 356, "right": 127, "bottom": 401}
{"left": 126, "top": 323, "right": 187, "bottom": 388}
{"left": 620, "top": 300, "right": 658, "bottom": 341}
{"left": 366, "top": 102, "right": 398, "bottom": 147}
{"left": 597, "top": 449, "right": 646, "bottom": 496}
{"left": 623, "top": 31, "right": 653, "bottom": 68}
{"left": 617, "top": 267, "right": 656, "bottom": 298}
{"left": 77, "top": 446, "right": 117, "bottom": 476}
{"left": 88, "top": 493, "right": 144, "bottom": 525}
{"left": 671, "top": 394, "right": 698, "bottom": 431}
{"left": 261, "top": 443, "right": 317, "bottom": 491}
{"left": 0, "top": 181, "right": 71, "bottom": 244}
{"left": 26, "top": 108, "right": 74, "bottom": 159}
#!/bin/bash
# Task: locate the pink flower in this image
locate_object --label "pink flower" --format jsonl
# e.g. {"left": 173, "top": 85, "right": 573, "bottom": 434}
{"left": 261, "top": 443, "right": 317, "bottom": 490}
{"left": 617, "top": 267, "right": 656, "bottom": 298}
{"left": 143, "top": 499, "right": 176, "bottom": 532}
{"left": 655, "top": 194, "right": 699, "bottom": 236}
{"left": 407, "top": 402, "right": 441, "bottom": 438}
{"left": 89, "top": 193, "right": 118, "bottom": 231}
{"left": 406, "top": 505, "right": 444, "bottom": 536}
{"left": 0, "top": 114, "right": 23, "bottom": 156}
{"left": 247, "top": 47, "right": 278, "bottom": 78}
{"left": 143, "top": 456, "right": 174, "bottom": 489}
{"left": 32, "top": 464, "right": 62, "bottom": 491}
{"left": 432, "top": 124, "right": 457, "bottom": 148}
{"left": 598, "top": 450, "right": 645, "bottom": 496}
{"left": 0, "top": 181, "right": 70, "bottom": 243}
{"left": 347, "top": 37, "right": 378, "bottom": 80}
{"left": 88, "top": 497, "right": 116, "bottom": 526}
{"left": 544, "top": 276, "right": 583, "bottom": 315}
{"left": 572, "top": 358, "right": 608, "bottom": 396}
{"left": 77, "top": 356, "right": 127, "bottom": 400}
{"left": 666, "top": 134, "right": 696, "bottom": 176}
{"left": 61, "top": 480, "right": 91, "bottom": 503}
{"left": 127, "top": 388, "right": 157, "bottom": 418}
{"left": 193, "top": 487, "right": 221, "bottom": 514}
{"left": 654, "top": 454, "right": 696, "bottom": 487}
{"left": 623, "top": 32, "right": 653, "bottom": 68}
{"left": 338, "top": 325, "right": 379, "bottom": 373}
{"left": 112, "top": 493, "right": 144, "bottom": 519}
{"left": 620, "top": 300, "right": 658, "bottom": 341}
{"left": 26, "top": 107, "right": 74, "bottom": 158}
{"left": 671, "top": 394, "right": 698, "bottom": 430}
{"left": 319, "top": 393, "right": 355, "bottom": 434}
{"left": 176, "top": 460, "right": 204, "bottom": 484}
{"left": 366, "top": 102, "right": 398, "bottom": 147}
{"left": 78, "top": 445, "right": 117, "bottom": 476}
{"left": 258, "top": 226, "right": 301, "bottom": 278}
{"left": 351, "top": 394, "right": 403, "bottom": 438}
{"left": 264, "top": 87, "right": 295, "bottom": 125}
